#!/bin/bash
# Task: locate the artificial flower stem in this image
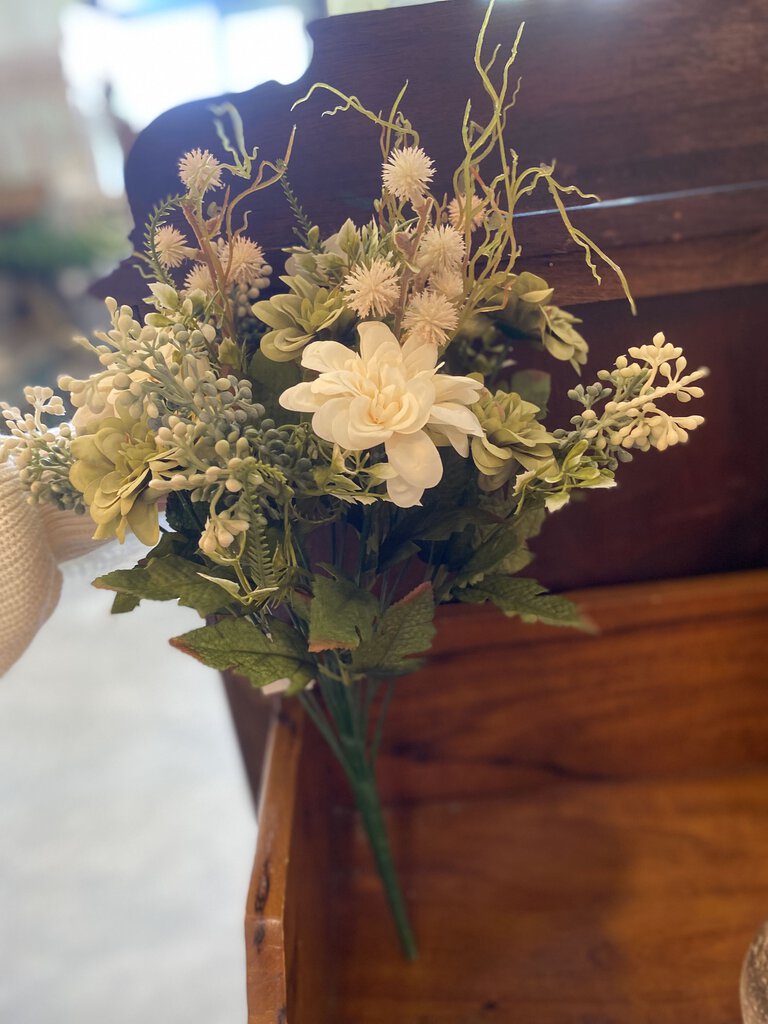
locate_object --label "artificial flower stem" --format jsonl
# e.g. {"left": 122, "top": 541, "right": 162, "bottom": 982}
{"left": 319, "top": 670, "right": 418, "bottom": 961}
{"left": 348, "top": 766, "right": 418, "bottom": 962}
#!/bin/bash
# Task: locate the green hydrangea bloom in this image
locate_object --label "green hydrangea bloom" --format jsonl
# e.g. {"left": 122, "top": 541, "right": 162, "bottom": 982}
{"left": 69, "top": 412, "right": 165, "bottom": 545}
{"left": 252, "top": 276, "right": 352, "bottom": 362}
{"left": 471, "top": 387, "right": 555, "bottom": 491}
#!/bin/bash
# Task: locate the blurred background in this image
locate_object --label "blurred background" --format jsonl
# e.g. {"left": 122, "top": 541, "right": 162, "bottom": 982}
{"left": 0, "top": 0, "right": 424, "bottom": 1021}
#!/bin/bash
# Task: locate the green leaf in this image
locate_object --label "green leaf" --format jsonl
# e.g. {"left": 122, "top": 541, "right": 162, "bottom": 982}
{"left": 248, "top": 350, "right": 300, "bottom": 420}
{"left": 94, "top": 554, "right": 235, "bottom": 617}
{"left": 453, "top": 499, "right": 547, "bottom": 585}
{"left": 352, "top": 583, "right": 436, "bottom": 676}
{"left": 455, "top": 576, "right": 593, "bottom": 630}
{"left": 241, "top": 500, "right": 278, "bottom": 590}
{"left": 308, "top": 574, "right": 378, "bottom": 652}
{"left": 164, "top": 492, "right": 207, "bottom": 538}
{"left": 452, "top": 523, "right": 525, "bottom": 586}
{"left": 171, "top": 617, "right": 314, "bottom": 693}
{"left": 514, "top": 501, "right": 547, "bottom": 543}
{"left": 510, "top": 369, "right": 551, "bottom": 419}
{"left": 111, "top": 592, "right": 141, "bottom": 614}
{"left": 378, "top": 456, "right": 484, "bottom": 569}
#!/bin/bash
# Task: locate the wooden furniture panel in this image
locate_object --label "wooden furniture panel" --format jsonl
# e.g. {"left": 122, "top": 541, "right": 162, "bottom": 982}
{"left": 376, "top": 571, "right": 768, "bottom": 803}
{"left": 247, "top": 571, "right": 768, "bottom": 1022}
{"left": 98, "top": 0, "right": 768, "bottom": 309}
{"left": 96, "top": 0, "right": 768, "bottom": 593}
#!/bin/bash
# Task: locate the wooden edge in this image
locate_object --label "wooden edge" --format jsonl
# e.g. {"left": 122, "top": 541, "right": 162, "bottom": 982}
{"left": 244, "top": 701, "right": 304, "bottom": 1024}
{"left": 429, "top": 567, "right": 768, "bottom": 657}
{"left": 532, "top": 229, "right": 768, "bottom": 307}
{"left": 221, "top": 671, "right": 276, "bottom": 810}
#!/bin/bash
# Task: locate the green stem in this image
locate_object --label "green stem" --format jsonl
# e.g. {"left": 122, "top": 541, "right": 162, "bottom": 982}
{"left": 348, "top": 767, "right": 418, "bottom": 961}
{"left": 314, "top": 668, "right": 417, "bottom": 961}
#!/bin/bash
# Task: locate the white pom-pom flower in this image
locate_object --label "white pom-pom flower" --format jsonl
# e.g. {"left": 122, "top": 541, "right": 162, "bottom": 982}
{"left": 341, "top": 258, "right": 401, "bottom": 318}
{"left": 402, "top": 290, "right": 459, "bottom": 347}
{"left": 278, "top": 321, "right": 483, "bottom": 507}
{"left": 428, "top": 269, "right": 464, "bottom": 301}
{"left": 154, "top": 225, "right": 194, "bottom": 269}
{"left": 382, "top": 146, "right": 435, "bottom": 205}
{"left": 184, "top": 263, "right": 215, "bottom": 295}
{"left": 224, "top": 236, "right": 265, "bottom": 285}
{"left": 448, "top": 192, "right": 487, "bottom": 231}
{"left": 178, "top": 148, "right": 223, "bottom": 194}
{"left": 416, "top": 225, "right": 466, "bottom": 274}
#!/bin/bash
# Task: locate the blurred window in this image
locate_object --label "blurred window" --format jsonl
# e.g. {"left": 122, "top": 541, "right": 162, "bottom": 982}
{"left": 60, "top": 1, "right": 311, "bottom": 191}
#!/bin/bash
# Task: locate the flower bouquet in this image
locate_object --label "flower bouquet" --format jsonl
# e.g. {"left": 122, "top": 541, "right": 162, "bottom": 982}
{"left": 1, "top": 2, "right": 707, "bottom": 961}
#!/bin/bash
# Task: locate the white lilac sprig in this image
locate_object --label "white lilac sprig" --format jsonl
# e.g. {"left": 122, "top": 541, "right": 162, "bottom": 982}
{"left": 564, "top": 332, "right": 707, "bottom": 458}
{"left": 1, "top": 389, "right": 83, "bottom": 513}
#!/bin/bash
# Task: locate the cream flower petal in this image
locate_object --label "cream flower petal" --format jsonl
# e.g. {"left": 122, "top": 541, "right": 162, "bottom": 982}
{"left": 312, "top": 398, "right": 356, "bottom": 445}
{"left": 433, "top": 374, "right": 484, "bottom": 405}
{"left": 357, "top": 320, "right": 401, "bottom": 362}
{"left": 401, "top": 333, "right": 440, "bottom": 374}
{"left": 301, "top": 340, "right": 358, "bottom": 374}
{"left": 428, "top": 403, "right": 483, "bottom": 435}
{"left": 279, "top": 381, "right": 323, "bottom": 413}
{"left": 430, "top": 423, "right": 471, "bottom": 456}
{"left": 385, "top": 474, "right": 424, "bottom": 508}
{"left": 386, "top": 430, "right": 442, "bottom": 488}
{"left": 346, "top": 396, "right": 394, "bottom": 448}
{"left": 381, "top": 379, "right": 433, "bottom": 434}
{"left": 310, "top": 373, "right": 360, "bottom": 398}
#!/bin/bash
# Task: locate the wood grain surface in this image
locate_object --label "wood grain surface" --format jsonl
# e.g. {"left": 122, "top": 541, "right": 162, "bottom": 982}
{"left": 333, "top": 771, "right": 768, "bottom": 1023}
{"left": 246, "top": 570, "right": 768, "bottom": 1022}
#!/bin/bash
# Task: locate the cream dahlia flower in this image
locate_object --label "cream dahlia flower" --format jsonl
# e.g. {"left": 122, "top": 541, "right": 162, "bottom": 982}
{"left": 278, "top": 321, "right": 483, "bottom": 507}
{"left": 382, "top": 146, "right": 435, "bottom": 205}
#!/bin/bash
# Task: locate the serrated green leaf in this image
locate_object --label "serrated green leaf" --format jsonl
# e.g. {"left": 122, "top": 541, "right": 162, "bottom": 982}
{"left": 514, "top": 501, "right": 547, "bottom": 543}
{"left": 455, "top": 576, "right": 592, "bottom": 630}
{"left": 170, "top": 617, "right": 314, "bottom": 692}
{"left": 94, "top": 554, "right": 235, "bottom": 617}
{"left": 379, "top": 466, "right": 488, "bottom": 568}
{"left": 240, "top": 501, "right": 278, "bottom": 590}
{"left": 111, "top": 592, "right": 141, "bottom": 614}
{"left": 452, "top": 498, "right": 547, "bottom": 586}
{"left": 308, "top": 575, "right": 378, "bottom": 652}
{"left": 197, "top": 574, "right": 247, "bottom": 599}
{"left": 452, "top": 523, "right": 525, "bottom": 587}
{"left": 352, "top": 583, "right": 436, "bottom": 676}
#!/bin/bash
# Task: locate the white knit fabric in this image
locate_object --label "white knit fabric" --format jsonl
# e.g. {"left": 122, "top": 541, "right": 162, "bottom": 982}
{"left": 0, "top": 461, "right": 102, "bottom": 676}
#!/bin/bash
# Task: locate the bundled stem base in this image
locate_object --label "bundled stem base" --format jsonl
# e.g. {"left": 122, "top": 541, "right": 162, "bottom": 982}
{"left": 348, "top": 765, "right": 418, "bottom": 961}
{"left": 300, "top": 673, "right": 418, "bottom": 960}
